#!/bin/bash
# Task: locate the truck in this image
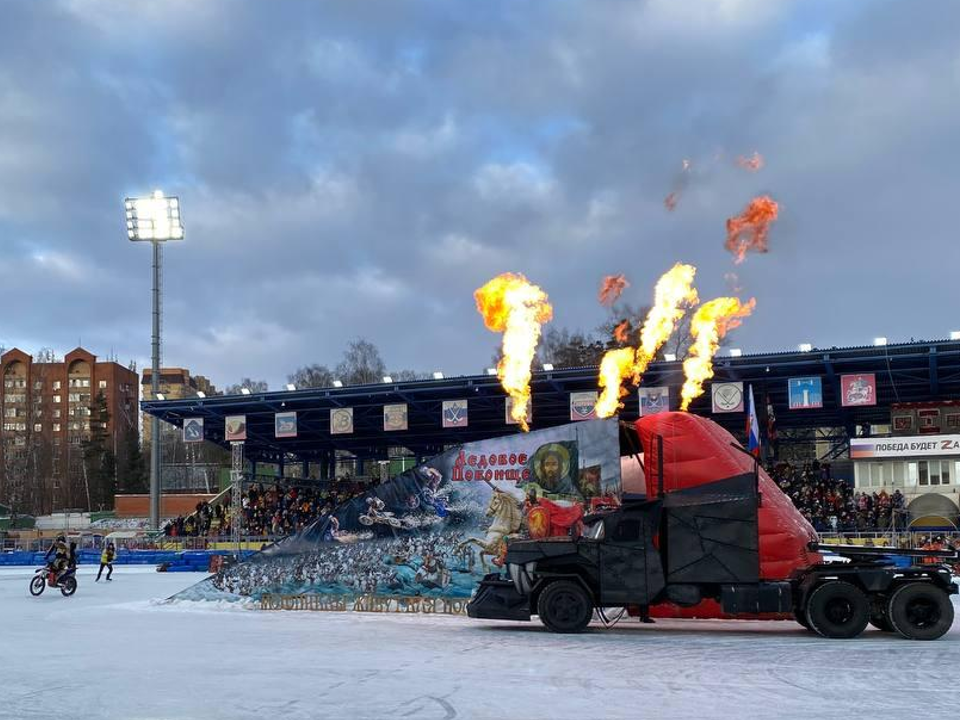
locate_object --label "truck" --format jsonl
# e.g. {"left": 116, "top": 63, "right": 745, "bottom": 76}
{"left": 467, "top": 413, "right": 958, "bottom": 640}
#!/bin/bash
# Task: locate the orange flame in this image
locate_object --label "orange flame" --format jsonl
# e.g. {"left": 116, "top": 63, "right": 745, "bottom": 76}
{"left": 599, "top": 274, "right": 629, "bottom": 306}
{"left": 725, "top": 195, "right": 779, "bottom": 264}
{"left": 680, "top": 297, "right": 756, "bottom": 410}
{"left": 595, "top": 263, "right": 699, "bottom": 417}
{"left": 613, "top": 320, "right": 631, "bottom": 344}
{"left": 736, "top": 151, "right": 764, "bottom": 172}
{"left": 475, "top": 273, "right": 553, "bottom": 431}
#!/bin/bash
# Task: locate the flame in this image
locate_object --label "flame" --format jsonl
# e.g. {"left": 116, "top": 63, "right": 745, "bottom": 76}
{"left": 725, "top": 195, "right": 779, "bottom": 264}
{"left": 595, "top": 347, "right": 637, "bottom": 419}
{"left": 736, "top": 151, "right": 764, "bottom": 172}
{"left": 474, "top": 272, "right": 553, "bottom": 431}
{"left": 680, "top": 296, "right": 756, "bottom": 410}
{"left": 595, "top": 263, "right": 699, "bottom": 417}
{"left": 599, "top": 274, "right": 629, "bottom": 306}
{"left": 664, "top": 192, "right": 679, "bottom": 212}
{"left": 613, "top": 320, "right": 631, "bottom": 344}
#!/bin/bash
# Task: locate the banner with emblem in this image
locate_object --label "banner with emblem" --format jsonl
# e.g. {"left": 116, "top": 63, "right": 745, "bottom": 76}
{"left": 275, "top": 412, "right": 297, "bottom": 438}
{"left": 505, "top": 397, "right": 533, "bottom": 426}
{"left": 442, "top": 400, "right": 469, "bottom": 428}
{"left": 841, "top": 373, "right": 876, "bottom": 407}
{"left": 225, "top": 415, "right": 247, "bottom": 441}
{"left": 638, "top": 386, "right": 670, "bottom": 416}
{"left": 711, "top": 382, "right": 744, "bottom": 413}
{"left": 569, "top": 392, "right": 598, "bottom": 422}
{"left": 384, "top": 404, "right": 408, "bottom": 432}
{"left": 330, "top": 408, "right": 354, "bottom": 435}
{"left": 183, "top": 417, "right": 204, "bottom": 443}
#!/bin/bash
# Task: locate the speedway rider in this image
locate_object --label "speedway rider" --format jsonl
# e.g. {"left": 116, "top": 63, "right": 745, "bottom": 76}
{"left": 44, "top": 534, "right": 70, "bottom": 580}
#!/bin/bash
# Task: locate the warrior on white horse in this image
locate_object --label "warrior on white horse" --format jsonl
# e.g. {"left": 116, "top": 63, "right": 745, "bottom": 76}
{"left": 457, "top": 483, "right": 523, "bottom": 570}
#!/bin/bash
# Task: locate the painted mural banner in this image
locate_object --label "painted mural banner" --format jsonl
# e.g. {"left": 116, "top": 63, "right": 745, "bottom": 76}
{"left": 275, "top": 412, "right": 297, "bottom": 438}
{"left": 178, "top": 419, "right": 624, "bottom": 605}
{"left": 639, "top": 386, "right": 670, "bottom": 416}
{"left": 569, "top": 391, "right": 598, "bottom": 421}
{"left": 442, "top": 400, "right": 468, "bottom": 428}
{"left": 788, "top": 377, "right": 823, "bottom": 409}
{"left": 841, "top": 373, "right": 876, "bottom": 407}
{"left": 183, "top": 417, "right": 204, "bottom": 443}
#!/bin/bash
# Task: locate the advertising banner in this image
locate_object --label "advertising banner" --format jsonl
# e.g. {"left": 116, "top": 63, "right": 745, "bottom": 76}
{"left": 850, "top": 435, "right": 960, "bottom": 459}
{"left": 330, "top": 408, "right": 354, "bottom": 435}
{"left": 198, "top": 419, "right": 623, "bottom": 604}
{"left": 569, "top": 391, "right": 598, "bottom": 422}
{"left": 505, "top": 397, "right": 533, "bottom": 426}
{"left": 788, "top": 377, "right": 823, "bottom": 409}
{"left": 183, "top": 418, "right": 204, "bottom": 443}
{"left": 638, "top": 386, "right": 670, "bottom": 416}
{"left": 225, "top": 415, "right": 247, "bottom": 442}
{"left": 275, "top": 412, "right": 297, "bottom": 438}
{"left": 442, "top": 400, "right": 468, "bottom": 428}
{"left": 384, "top": 404, "right": 408, "bottom": 432}
{"left": 711, "top": 382, "right": 744, "bottom": 413}
{"left": 841, "top": 374, "right": 876, "bottom": 407}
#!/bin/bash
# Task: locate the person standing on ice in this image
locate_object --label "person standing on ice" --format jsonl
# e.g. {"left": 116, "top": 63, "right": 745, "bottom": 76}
{"left": 96, "top": 543, "right": 116, "bottom": 582}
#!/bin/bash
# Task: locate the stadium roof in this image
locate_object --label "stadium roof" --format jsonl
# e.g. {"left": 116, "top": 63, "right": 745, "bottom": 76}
{"left": 142, "top": 338, "right": 960, "bottom": 466}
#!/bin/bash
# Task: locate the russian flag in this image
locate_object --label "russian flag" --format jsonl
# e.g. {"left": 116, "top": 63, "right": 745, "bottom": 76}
{"left": 746, "top": 384, "right": 761, "bottom": 457}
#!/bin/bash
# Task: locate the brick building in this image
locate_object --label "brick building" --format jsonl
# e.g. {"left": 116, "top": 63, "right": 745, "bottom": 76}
{"left": 0, "top": 348, "right": 139, "bottom": 515}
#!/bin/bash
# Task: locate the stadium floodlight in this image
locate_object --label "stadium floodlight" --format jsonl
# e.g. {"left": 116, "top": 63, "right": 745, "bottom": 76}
{"left": 156, "top": 393, "right": 165, "bottom": 401}
{"left": 240, "top": 387, "right": 251, "bottom": 395}
{"left": 663, "top": 353, "right": 677, "bottom": 362}
{"left": 332, "top": 380, "right": 343, "bottom": 388}
{"left": 432, "top": 371, "right": 444, "bottom": 380}
{"left": 286, "top": 383, "right": 297, "bottom": 391}
{"left": 951, "top": 331, "right": 960, "bottom": 340}
{"left": 729, "top": 348, "right": 742, "bottom": 358}
{"left": 486, "top": 368, "right": 497, "bottom": 376}
{"left": 874, "top": 337, "right": 888, "bottom": 347}
{"left": 196, "top": 391, "right": 206, "bottom": 399}
{"left": 382, "top": 376, "right": 393, "bottom": 384}
{"left": 542, "top": 363, "right": 554, "bottom": 371}
{"left": 798, "top": 343, "right": 813, "bottom": 352}
{"left": 125, "top": 190, "right": 184, "bottom": 242}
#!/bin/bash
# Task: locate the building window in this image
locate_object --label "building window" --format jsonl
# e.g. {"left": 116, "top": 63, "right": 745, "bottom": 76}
{"left": 53, "top": 395, "right": 61, "bottom": 404}
{"left": 33, "top": 381, "right": 43, "bottom": 391}
{"left": 918, "top": 461, "right": 929, "bottom": 486}
{"left": 3, "top": 407, "right": 17, "bottom": 418}
{"left": 942, "top": 461, "right": 952, "bottom": 486}
{"left": 53, "top": 409, "right": 61, "bottom": 418}
{"left": 53, "top": 381, "right": 61, "bottom": 390}
{"left": 53, "top": 423, "right": 61, "bottom": 432}
{"left": 906, "top": 462, "right": 919, "bottom": 486}
{"left": 99, "top": 380, "right": 107, "bottom": 389}
{"left": 33, "top": 423, "right": 42, "bottom": 432}
{"left": 869, "top": 463, "right": 884, "bottom": 487}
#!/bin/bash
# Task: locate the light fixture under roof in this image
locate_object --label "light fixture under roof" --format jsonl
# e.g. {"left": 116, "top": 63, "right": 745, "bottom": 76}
{"left": 240, "top": 387, "right": 251, "bottom": 395}
{"left": 951, "top": 331, "right": 960, "bottom": 341}
{"left": 663, "top": 353, "right": 677, "bottom": 362}
{"left": 286, "top": 383, "right": 296, "bottom": 391}
{"left": 798, "top": 343, "right": 813, "bottom": 352}
{"left": 542, "top": 363, "right": 554, "bottom": 371}
{"left": 486, "top": 368, "right": 497, "bottom": 376}
{"left": 432, "top": 371, "right": 444, "bottom": 380}
{"left": 874, "top": 337, "right": 888, "bottom": 347}
{"left": 382, "top": 376, "right": 393, "bottom": 384}
{"left": 729, "top": 348, "right": 742, "bottom": 358}
{"left": 332, "top": 380, "right": 343, "bottom": 388}
{"left": 196, "top": 391, "right": 206, "bottom": 399}
{"left": 155, "top": 392, "right": 165, "bottom": 401}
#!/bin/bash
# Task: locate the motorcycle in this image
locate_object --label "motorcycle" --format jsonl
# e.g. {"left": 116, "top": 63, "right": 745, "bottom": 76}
{"left": 29, "top": 566, "right": 78, "bottom": 597}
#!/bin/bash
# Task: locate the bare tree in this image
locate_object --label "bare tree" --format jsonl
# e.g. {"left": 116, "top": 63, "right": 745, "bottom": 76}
{"left": 335, "top": 339, "right": 387, "bottom": 386}
{"left": 287, "top": 364, "right": 335, "bottom": 389}
{"left": 224, "top": 378, "right": 269, "bottom": 395}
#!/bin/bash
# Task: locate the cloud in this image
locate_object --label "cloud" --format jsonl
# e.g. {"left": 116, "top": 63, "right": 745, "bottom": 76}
{"left": 0, "top": 0, "right": 957, "bottom": 389}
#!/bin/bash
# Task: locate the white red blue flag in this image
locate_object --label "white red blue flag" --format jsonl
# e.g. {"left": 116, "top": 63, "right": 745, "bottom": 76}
{"left": 746, "top": 385, "right": 761, "bottom": 457}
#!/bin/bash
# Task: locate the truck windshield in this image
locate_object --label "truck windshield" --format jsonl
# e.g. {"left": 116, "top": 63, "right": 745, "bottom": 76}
{"left": 584, "top": 519, "right": 605, "bottom": 541}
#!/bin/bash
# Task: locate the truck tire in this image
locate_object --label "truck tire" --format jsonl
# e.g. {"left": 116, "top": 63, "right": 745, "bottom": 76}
{"left": 805, "top": 581, "right": 869, "bottom": 639}
{"left": 887, "top": 583, "right": 954, "bottom": 641}
{"left": 869, "top": 597, "right": 892, "bottom": 632}
{"left": 537, "top": 580, "right": 593, "bottom": 634}
{"left": 793, "top": 608, "right": 811, "bottom": 631}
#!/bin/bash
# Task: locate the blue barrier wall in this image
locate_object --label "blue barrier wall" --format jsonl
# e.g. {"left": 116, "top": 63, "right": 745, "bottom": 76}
{"left": 0, "top": 549, "right": 254, "bottom": 569}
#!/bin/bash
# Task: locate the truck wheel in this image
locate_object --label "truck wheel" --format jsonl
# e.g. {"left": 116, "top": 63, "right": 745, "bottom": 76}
{"left": 537, "top": 580, "right": 593, "bottom": 634}
{"left": 869, "top": 598, "right": 892, "bottom": 632}
{"left": 793, "top": 608, "right": 811, "bottom": 630}
{"left": 887, "top": 583, "right": 954, "bottom": 641}
{"left": 805, "top": 581, "right": 869, "bottom": 639}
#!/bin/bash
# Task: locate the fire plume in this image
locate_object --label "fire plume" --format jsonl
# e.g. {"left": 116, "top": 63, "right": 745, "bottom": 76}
{"left": 613, "top": 320, "right": 631, "bottom": 344}
{"left": 475, "top": 272, "right": 553, "bottom": 431}
{"left": 599, "top": 274, "right": 629, "bottom": 306}
{"left": 736, "top": 152, "right": 764, "bottom": 172}
{"left": 680, "top": 296, "right": 756, "bottom": 410}
{"left": 595, "top": 263, "right": 699, "bottom": 418}
{"left": 725, "top": 195, "right": 779, "bottom": 264}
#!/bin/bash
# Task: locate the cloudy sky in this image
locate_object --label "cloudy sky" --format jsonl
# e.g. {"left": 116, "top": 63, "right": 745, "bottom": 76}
{"left": 1, "top": 0, "right": 958, "bottom": 389}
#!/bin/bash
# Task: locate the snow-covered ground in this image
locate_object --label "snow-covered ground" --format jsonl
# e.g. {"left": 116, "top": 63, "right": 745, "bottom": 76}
{"left": 1, "top": 566, "right": 958, "bottom": 720}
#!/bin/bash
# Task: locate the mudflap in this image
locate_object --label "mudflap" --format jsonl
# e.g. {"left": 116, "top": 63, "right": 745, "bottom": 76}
{"left": 466, "top": 574, "right": 532, "bottom": 622}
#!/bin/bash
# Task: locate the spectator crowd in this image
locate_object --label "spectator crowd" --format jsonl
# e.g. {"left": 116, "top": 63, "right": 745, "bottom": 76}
{"left": 769, "top": 461, "right": 905, "bottom": 532}
{"left": 164, "top": 480, "right": 373, "bottom": 538}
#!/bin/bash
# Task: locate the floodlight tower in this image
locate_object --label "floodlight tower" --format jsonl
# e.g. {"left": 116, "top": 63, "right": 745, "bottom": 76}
{"left": 125, "top": 190, "right": 184, "bottom": 530}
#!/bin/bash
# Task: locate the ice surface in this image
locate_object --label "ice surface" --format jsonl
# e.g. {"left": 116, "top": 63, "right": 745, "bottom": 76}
{"left": 1, "top": 566, "right": 958, "bottom": 720}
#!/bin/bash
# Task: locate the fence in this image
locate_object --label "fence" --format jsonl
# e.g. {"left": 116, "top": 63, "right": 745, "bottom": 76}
{"left": 1, "top": 535, "right": 285, "bottom": 554}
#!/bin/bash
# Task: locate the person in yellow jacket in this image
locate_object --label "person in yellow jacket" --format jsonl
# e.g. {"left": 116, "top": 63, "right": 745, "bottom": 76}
{"left": 96, "top": 542, "right": 116, "bottom": 582}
